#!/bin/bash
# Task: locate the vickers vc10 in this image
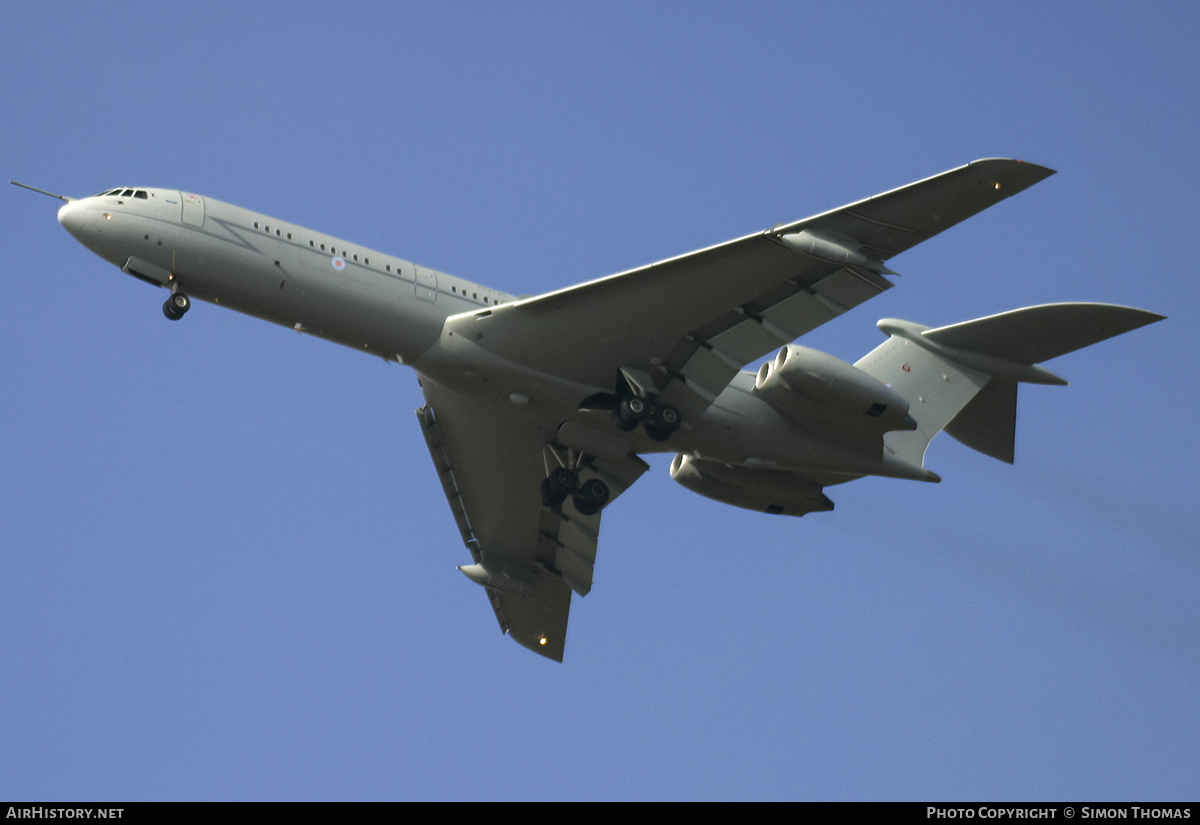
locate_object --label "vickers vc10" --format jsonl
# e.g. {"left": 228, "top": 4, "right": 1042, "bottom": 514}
{"left": 16, "top": 159, "right": 1163, "bottom": 660}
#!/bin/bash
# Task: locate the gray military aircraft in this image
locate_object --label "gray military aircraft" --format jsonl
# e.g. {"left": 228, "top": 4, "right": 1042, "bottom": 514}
{"left": 17, "top": 159, "right": 1163, "bottom": 661}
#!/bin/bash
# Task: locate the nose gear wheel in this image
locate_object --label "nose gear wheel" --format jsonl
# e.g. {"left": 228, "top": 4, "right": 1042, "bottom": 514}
{"left": 163, "top": 292, "right": 191, "bottom": 320}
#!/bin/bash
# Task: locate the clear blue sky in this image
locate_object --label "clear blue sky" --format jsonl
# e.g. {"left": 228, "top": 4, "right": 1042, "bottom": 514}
{"left": 2, "top": 1, "right": 1196, "bottom": 801}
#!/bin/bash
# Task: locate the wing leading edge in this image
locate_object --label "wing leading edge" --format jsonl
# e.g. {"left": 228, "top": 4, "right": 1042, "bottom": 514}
{"left": 444, "top": 159, "right": 1055, "bottom": 421}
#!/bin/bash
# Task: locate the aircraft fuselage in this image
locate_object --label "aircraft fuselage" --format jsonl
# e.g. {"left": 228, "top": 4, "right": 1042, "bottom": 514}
{"left": 54, "top": 186, "right": 932, "bottom": 485}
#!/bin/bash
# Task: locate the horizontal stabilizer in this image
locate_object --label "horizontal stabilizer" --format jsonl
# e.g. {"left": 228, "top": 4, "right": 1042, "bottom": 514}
{"left": 922, "top": 303, "right": 1165, "bottom": 365}
{"left": 857, "top": 302, "right": 1164, "bottom": 469}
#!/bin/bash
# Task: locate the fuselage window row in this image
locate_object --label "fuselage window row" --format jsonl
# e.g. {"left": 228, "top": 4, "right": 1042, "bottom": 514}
{"left": 243, "top": 211, "right": 499, "bottom": 307}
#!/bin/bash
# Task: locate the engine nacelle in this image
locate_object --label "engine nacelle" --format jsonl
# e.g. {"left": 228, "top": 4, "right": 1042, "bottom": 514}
{"left": 754, "top": 344, "right": 913, "bottom": 431}
{"left": 669, "top": 454, "right": 834, "bottom": 517}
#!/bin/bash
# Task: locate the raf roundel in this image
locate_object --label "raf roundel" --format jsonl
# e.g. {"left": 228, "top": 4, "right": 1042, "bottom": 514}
{"left": 331, "top": 256, "right": 346, "bottom": 271}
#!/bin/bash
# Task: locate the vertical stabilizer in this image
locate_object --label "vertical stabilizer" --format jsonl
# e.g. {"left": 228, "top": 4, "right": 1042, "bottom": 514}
{"left": 854, "top": 303, "right": 1163, "bottom": 468}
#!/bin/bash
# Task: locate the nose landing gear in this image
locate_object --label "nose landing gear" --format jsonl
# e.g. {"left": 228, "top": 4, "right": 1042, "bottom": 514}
{"left": 162, "top": 292, "right": 191, "bottom": 321}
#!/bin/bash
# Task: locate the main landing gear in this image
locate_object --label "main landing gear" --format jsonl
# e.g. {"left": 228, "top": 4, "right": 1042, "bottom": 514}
{"left": 540, "top": 465, "right": 610, "bottom": 516}
{"left": 162, "top": 292, "right": 191, "bottom": 321}
{"left": 578, "top": 370, "right": 685, "bottom": 443}
{"left": 613, "top": 394, "right": 681, "bottom": 442}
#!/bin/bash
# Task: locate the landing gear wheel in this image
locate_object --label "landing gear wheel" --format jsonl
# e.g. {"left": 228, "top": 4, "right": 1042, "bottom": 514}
{"left": 614, "top": 395, "right": 648, "bottom": 431}
{"left": 650, "top": 403, "right": 681, "bottom": 433}
{"left": 163, "top": 293, "right": 190, "bottom": 321}
{"left": 640, "top": 403, "right": 681, "bottom": 442}
{"left": 541, "top": 477, "right": 568, "bottom": 507}
{"left": 541, "top": 467, "right": 578, "bottom": 506}
{"left": 644, "top": 423, "right": 671, "bottom": 442}
{"left": 549, "top": 467, "right": 577, "bottom": 494}
{"left": 578, "top": 477, "right": 610, "bottom": 508}
{"left": 572, "top": 497, "right": 600, "bottom": 516}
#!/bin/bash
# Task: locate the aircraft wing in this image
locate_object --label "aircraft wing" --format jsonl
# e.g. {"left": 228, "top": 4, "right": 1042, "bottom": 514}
{"left": 444, "top": 159, "right": 1055, "bottom": 420}
{"left": 416, "top": 377, "right": 649, "bottom": 661}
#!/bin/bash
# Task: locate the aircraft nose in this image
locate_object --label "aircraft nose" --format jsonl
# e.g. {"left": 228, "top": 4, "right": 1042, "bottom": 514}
{"left": 57, "top": 199, "right": 84, "bottom": 236}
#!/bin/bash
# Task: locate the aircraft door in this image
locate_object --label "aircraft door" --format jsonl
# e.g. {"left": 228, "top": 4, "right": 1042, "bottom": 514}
{"left": 181, "top": 192, "right": 205, "bottom": 227}
{"left": 415, "top": 266, "right": 437, "bottom": 302}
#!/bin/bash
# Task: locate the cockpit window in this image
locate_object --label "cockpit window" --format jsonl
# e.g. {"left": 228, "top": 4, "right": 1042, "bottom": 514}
{"left": 94, "top": 188, "right": 149, "bottom": 199}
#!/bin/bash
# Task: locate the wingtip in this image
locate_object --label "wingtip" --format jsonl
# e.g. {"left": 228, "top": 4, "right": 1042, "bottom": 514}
{"left": 508, "top": 627, "right": 566, "bottom": 662}
{"left": 961, "top": 158, "right": 1057, "bottom": 198}
{"left": 967, "top": 157, "right": 1057, "bottom": 181}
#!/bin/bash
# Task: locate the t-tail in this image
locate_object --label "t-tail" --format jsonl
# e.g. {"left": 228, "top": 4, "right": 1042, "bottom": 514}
{"left": 854, "top": 303, "right": 1164, "bottom": 467}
